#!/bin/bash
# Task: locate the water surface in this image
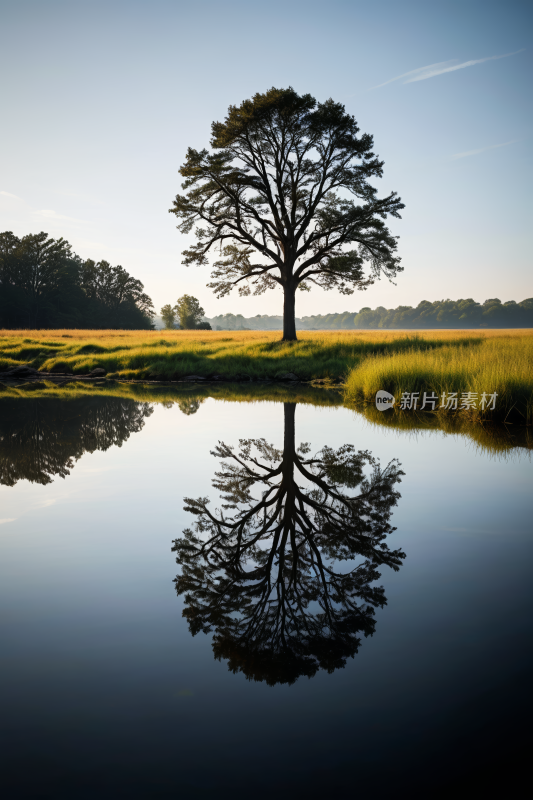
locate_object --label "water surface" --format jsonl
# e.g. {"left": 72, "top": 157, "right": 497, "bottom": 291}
{"left": 1, "top": 393, "right": 531, "bottom": 798}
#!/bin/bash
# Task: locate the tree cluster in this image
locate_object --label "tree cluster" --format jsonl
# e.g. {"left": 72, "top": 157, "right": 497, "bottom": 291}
{"left": 301, "top": 298, "right": 533, "bottom": 329}
{"left": 0, "top": 231, "right": 154, "bottom": 329}
{"left": 160, "top": 294, "right": 212, "bottom": 329}
{"left": 206, "top": 298, "right": 533, "bottom": 330}
{"left": 209, "top": 312, "right": 269, "bottom": 331}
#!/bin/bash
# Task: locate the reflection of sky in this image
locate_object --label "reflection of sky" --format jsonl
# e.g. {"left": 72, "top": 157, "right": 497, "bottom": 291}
{"left": 1, "top": 399, "right": 532, "bottom": 794}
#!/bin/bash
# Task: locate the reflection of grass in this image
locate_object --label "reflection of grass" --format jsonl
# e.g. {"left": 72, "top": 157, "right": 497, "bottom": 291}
{"left": 359, "top": 405, "right": 532, "bottom": 457}
{"left": 344, "top": 335, "right": 533, "bottom": 424}
{"left": 1, "top": 380, "right": 530, "bottom": 456}
{"left": 0, "top": 328, "right": 499, "bottom": 381}
{"left": 0, "top": 379, "right": 344, "bottom": 408}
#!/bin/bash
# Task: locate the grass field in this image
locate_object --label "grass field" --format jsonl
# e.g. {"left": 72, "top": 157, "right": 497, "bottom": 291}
{"left": 1, "top": 328, "right": 531, "bottom": 423}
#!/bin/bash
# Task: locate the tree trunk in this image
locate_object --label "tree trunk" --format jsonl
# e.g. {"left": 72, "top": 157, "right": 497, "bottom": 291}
{"left": 282, "top": 283, "right": 297, "bottom": 341}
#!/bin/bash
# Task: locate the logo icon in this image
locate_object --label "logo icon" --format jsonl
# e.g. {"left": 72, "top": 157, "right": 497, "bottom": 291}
{"left": 375, "top": 390, "right": 395, "bottom": 411}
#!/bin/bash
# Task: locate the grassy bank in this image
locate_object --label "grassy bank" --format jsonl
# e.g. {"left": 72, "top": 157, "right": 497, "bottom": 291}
{"left": 0, "top": 328, "right": 531, "bottom": 423}
{"left": 344, "top": 334, "right": 533, "bottom": 424}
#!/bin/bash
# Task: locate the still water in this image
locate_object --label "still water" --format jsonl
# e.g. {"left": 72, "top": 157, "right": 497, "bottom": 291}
{"left": 1, "top": 394, "right": 531, "bottom": 798}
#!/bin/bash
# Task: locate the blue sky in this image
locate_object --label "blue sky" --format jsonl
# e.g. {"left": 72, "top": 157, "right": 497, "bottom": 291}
{"left": 1, "top": 0, "right": 531, "bottom": 318}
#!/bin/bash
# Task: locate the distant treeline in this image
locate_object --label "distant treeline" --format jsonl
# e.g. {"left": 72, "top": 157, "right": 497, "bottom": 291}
{"left": 207, "top": 298, "right": 533, "bottom": 330}
{"left": 0, "top": 231, "right": 154, "bottom": 329}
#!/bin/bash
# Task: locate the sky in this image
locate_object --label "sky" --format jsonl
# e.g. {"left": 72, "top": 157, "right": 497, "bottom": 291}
{"left": 0, "top": 0, "right": 531, "bottom": 318}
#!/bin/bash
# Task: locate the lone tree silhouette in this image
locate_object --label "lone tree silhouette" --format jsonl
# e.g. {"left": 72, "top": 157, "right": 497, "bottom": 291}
{"left": 169, "top": 87, "right": 404, "bottom": 340}
{"left": 173, "top": 403, "right": 405, "bottom": 685}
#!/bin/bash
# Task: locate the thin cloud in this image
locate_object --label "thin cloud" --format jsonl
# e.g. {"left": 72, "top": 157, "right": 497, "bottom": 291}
{"left": 34, "top": 497, "right": 58, "bottom": 509}
{"left": 370, "top": 60, "right": 456, "bottom": 89}
{"left": 451, "top": 139, "right": 520, "bottom": 160}
{"left": 372, "top": 49, "right": 525, "bottom": 89}
{"left": 35, "top": 209, "right": 86, "bottom": 224}
{"left": 0, "top": 518, "right": 16, "bottom": 525}
{"left": 0, "top": 190, "right": 21, "bottom": 200}
{"left": 406, "top": 49, "right": 525, "bottom": 83}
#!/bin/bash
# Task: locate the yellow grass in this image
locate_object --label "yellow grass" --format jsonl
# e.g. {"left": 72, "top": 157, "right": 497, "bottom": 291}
{"left": 1, "top": 327, "right": 525, "bottom": 344}
{"left": 0, "top": 328, "right": 485, "bottom": 380}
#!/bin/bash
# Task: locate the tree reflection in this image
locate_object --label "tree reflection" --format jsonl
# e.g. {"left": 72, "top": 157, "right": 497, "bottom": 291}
{"left": 177, "top": 397, "right": 203, "bottom": 416}
{"left": 0, "top": 397, "right": 153, "bottom": 486}
{"left": 161, "top": 398, "right": 204, "bottom": 414}
{"left": 173, "top": 402, "right": 405, "bottom": 685}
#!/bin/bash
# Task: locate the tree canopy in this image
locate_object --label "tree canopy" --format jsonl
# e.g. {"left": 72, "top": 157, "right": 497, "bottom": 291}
{"left": 169, "top": 87, "right": 404, "bottom": 340}
{"left": 80, "top": 259, "right": 154, "bottom": 327}
{"left": 0, "top": 396, "right": 153, "bottom": 486}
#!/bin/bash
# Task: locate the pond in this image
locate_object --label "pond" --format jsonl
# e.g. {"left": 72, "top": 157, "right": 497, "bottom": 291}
{"left": 1, "top": 392, "right": 531, "bottom": 799}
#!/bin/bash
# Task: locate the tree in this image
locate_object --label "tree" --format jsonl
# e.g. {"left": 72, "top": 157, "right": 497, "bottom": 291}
{"left": 175, "top": 294, "right": 207, "bottom": 329}
{"left": 173, "top": 402, "right": 405, "bottom": 684}
{"left": 160, "top": 303, "right": 177, "bottom": 329}
{"left": 169, "top": 87, "right": 404, "bottom": 340}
